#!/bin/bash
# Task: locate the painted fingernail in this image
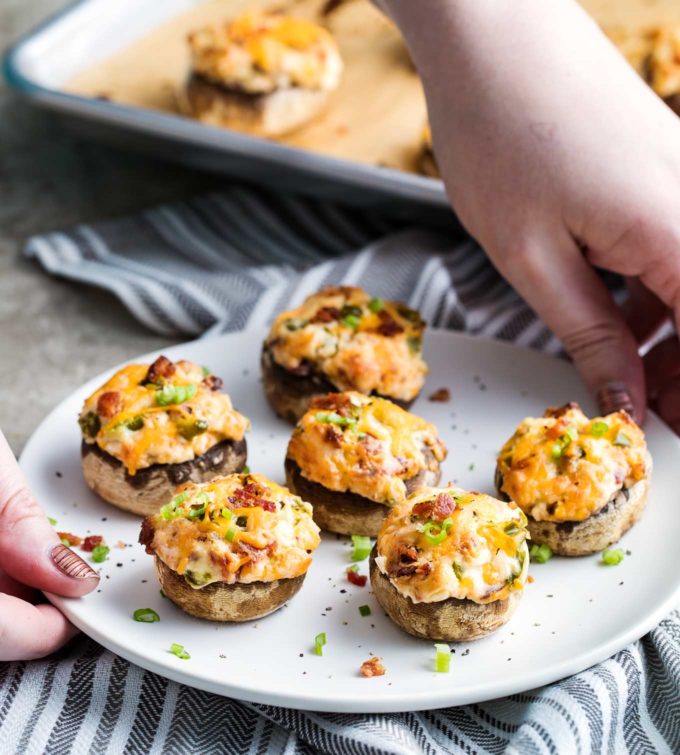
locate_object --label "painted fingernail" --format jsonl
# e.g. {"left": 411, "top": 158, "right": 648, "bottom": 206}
{"left": 51, "top": 544, "right": 99, "bottom": 581}
{"left": 596, "top": 381, "right": 635, "bottom": 419}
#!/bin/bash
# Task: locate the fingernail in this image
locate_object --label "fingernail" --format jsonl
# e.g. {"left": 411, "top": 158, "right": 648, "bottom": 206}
{"left": 51, "top": 544, "right": 99, "bottom": 581}
{"left": 596, "top": 381, "right": 635, "bottom": 419}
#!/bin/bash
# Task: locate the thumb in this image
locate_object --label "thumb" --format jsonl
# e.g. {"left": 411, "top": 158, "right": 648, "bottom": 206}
{"left": 495, "top": 233, "right": 645, "bottom": 421}
{"left": 0, "top": 432, "right": 99, "bottom": 597}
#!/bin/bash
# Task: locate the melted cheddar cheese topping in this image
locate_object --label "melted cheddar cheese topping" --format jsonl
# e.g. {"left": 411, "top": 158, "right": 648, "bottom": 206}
{"left": 375, "top": 486, "right": 529, "bottom": 605}
{"left": 265, "top": 286, "right": 428, "bottom": 401}
{"left": 79, "top": 357, "right": 249, "bottom": 475}
{"left": 144, "top": 473, "right": 320, "bottom": 586}
{"left": 287, "top": 392, "right": 446, "bottom": 505}
{"left": 188, "top": 11, "right": 343, "bottom": 94}
{"left": 497, "top": 403, "right": 649, "bottom": 523}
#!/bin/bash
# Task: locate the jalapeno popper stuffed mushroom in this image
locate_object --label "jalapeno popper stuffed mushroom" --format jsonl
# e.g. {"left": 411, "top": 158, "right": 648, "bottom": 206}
{"left": 80, "top": 356, "right": 249, "bottom": 516}
{"left": 285, "top": 392, "right": 446, "bottom": 536}
{"left": 370, "top": 486, "right": 529, "bottom": 641}
{"left": 262, "top": 286, "right": 428, "bottom": 423}
{"left": 186, "top": 11, "right": 343, "bottom": 136}
{"left": 496, "top": 403, "right": 651, "bottom": 556}
{"left": 139, "top": 473, "right": 320, "bottom": 621}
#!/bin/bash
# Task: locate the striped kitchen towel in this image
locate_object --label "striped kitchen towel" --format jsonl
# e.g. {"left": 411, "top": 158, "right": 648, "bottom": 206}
{"left": 9, "top": 184, "right": 679, "bottom": 755}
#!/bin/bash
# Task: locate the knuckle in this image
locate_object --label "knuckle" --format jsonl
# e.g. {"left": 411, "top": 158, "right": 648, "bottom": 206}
{"left": 0, "top": 486, "right": 40, "bottom": 530}
{"left": 560, "top": 320, "right": 630, "bottom": 362}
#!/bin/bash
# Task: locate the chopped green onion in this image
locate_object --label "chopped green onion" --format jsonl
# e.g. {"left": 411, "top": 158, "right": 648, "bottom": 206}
{"left": 358, "top": 605, "right": 371, "bottom": 617}
{"left": 241, "top": 465, "right": 250, "bottom": 474}
{"left": 452, "top": 562, "right": 464, "bottom": 580}
{"left": 591, "top": 421, "right": 609, "bottom": 437}
{"left": 351, "top": 535, "right": 372, "bottom": 561}
{"left": 613, "top": 432, "right": 632, "bottom": 447}
{"left": 407, "top": 336, "right": 421, "bottom": 354}
{"left": 48, "top": 517, "right": 57, "bottom": 526}
{"left": 172, "top": 491, "right": 189, "bottom": 506}
{"left": 368, "top": 297, "right": 384, "bottom": 313}
{"left": 422, "top": 516, "right": 454, "bottom": 546}
{"left": 187, "top": 506, "right": 205, "bottom": 520}
{"left": 78, "top": 412, "right": 101, "bottom": 438}
{"left": 91, "top": 544, "right": 110, "bottom": 563}
{"left": 314, "top": 632, "right": 327, "bottom": 656}
{"left": 60, "top": 538, "right": 71, "bottom": 547}
{"left": 564, "top": 426, "right": 578, "bottom": 442}
{"left": 201, "top": 366, "right": 210, "bottom": 376}
{"left": 434, "top": 643, "right": 451, "bottom": 673}
{"left": 315, "top": 411, "right": 356, "bottom": 428}
{"left": 133, "top": 608, "right": 160, "bottom": 623}
{"left": 348, "top": 563, "right": 360, "bottom": 572}
{"left": 504, "top": 522, "right": 520, "bottom": 535}
{"left": 551, "top": 443, "right": 563, "bottom": 459}
{"left": 342, "top": 314, "right": 361, "bottom": 329}
{"left": 195, "top": 492, "right": 210, "bottom": 504}
{"left": 601, "top": 548, "right": 624, "bottom": 566}
{"left": 156, "top": 383, "right": 197, "bottom": 406}
{"left": 220, "top": 507, "right": 233, "bottom": 520}
{"left": 530, "top": 543, "right": 553, "bottom": 564}
{"left": 126, "top": 416, "right": 144, "bottom": 432}
{"left": 160, "top": 502, "right": 178, "bottom": 521}
{"left": 168, "top": 642, "right": 190, "bottom": 660}
{"left": 225, "top": 526, "right": 238, "bottom": 542}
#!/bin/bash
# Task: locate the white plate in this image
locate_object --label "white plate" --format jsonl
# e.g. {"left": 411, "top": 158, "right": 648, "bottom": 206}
{"left": 19, "top": 329, "right": 680, "bottom": 713}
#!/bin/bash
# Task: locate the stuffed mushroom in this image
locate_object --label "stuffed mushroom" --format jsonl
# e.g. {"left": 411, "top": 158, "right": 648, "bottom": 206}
{"left": 496, "top": 402, "right": 652, "bottom": 556}
{"left": 139, "top": 473, "right": 320, "bottom": 621}
{"left": 185, "top": 10, "right": 343, "bottom": 136}
{"left": 285, "top": 391, "right": 446, "bottom": 536}
{"left": 79, "top": 356, "right": 249, "bottom": 516}
{"left": 262, "top": 286, "right": 428, "bottom": 423}
{"left": 285, "top": 391, "right": 446, "bottom": 537}
{"left": 371, "top": 486, "right": 529, "bottom": 641}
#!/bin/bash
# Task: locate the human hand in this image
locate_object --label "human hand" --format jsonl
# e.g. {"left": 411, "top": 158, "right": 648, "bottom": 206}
{"left": 0, "top": 432, "right": 99, "bottom": 660}
{"left": 384, "top": 0, "right": 680, "bottom": 429}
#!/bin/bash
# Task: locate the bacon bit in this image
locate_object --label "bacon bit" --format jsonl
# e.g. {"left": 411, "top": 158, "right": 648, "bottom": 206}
{"left": 116, "top": 540, "right": 127, "bottom": 549}
{"left": 431, "top": 493, "right": 456, "bottom": 521}
{"left": 202, "top": 374, "right": 223, "bottom": 392}
{"left": 398, "top": 545, "right": 418, "bottom": 563}
{"left": 312, "top": 306, "right": 341, "bottom": 324}
{"left": 527, "top": 575, "right": 535, "bottom": 583}
{"left": 375, "top": 310, "right": 404, "bottom": 337}
{"left": 412, "top": 500, "right": 434, "bottom": 519}
{"left": 347, "top": 569, "right": 367, "bottom": 587}
{"left": 360, "top": 657, "right": 386, "bottom": 678}
{"left": 139, "top": 519, "right": 154, "bottom": 553}
{"left": 58, "top": 532, "right": 82, "bottom": 547}
{"left": 428, "top": 387, "right": 451, "bottom": 403}
{"left": 96, "top": 391, "right": 123, "bottom": 419}
{"left": 81, "top": 535, "right": 104, "bottom": 552}
{"left": 228, "top": 484, "right": 276, "bottom": 512}
{"left": 394, "top": 565, "right": 417, "bottom": 577}
{"left": 145, "top": 355, "right": 175, "bottom": 384}
{"left": 310, "top": 392, "right": 353, "bottom": 415}
{"left": 323, "top": 425, "right": 343, "bottom": 446}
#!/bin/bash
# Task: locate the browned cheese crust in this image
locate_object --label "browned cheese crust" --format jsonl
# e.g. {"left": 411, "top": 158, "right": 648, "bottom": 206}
{"left": 154, "top": 556, "right": 305, "bottom": 622}
{"left": 369, "top": 548, "right": 520, "bottom": 642}
{"left": 81, "top": 438, "right": 247, "bottom": 517}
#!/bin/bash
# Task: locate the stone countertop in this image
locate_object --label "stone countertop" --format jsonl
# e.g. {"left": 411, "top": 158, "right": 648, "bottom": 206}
{"left": 1, "top": 0, "right": 221, "bottom": 453}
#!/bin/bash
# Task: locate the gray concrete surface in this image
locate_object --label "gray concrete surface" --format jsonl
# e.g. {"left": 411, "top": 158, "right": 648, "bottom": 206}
{"left": 0, "top": 0, "right": 221, "bottom": 453}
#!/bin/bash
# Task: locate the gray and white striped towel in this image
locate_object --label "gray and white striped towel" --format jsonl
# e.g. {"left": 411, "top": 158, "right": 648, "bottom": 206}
{"left": 9, "top": 185, "right": 679, "bottom": 755}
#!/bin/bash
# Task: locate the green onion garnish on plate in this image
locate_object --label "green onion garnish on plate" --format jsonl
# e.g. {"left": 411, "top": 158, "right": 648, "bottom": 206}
{"left": 350, "top": 535, "right": 372, "bottom": 561}
{"left": 48, "top": 516, "right": 57, "bottom": 526}
{"left": 601, "top": 548, "right": 624, "bottom": 566}
{"left": 91, "top": 544, "right": 110, "bottom": 563}
{"left": 434, "top": 643, "right": 451, "bottom": 673}
{"left": 358, "top": 605, "right": 371, "bottom": 617}
{"left": 133, "top": 608, "right": 160, "bottom": 623}
{"left": 314, "top": 632, "right": 327, "bottom": 656}
{"left": 529, "top": 543, "right": 553, "bottom": 564}
{"left": 169, "top": 643, "right": 190, "bottom": 660}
